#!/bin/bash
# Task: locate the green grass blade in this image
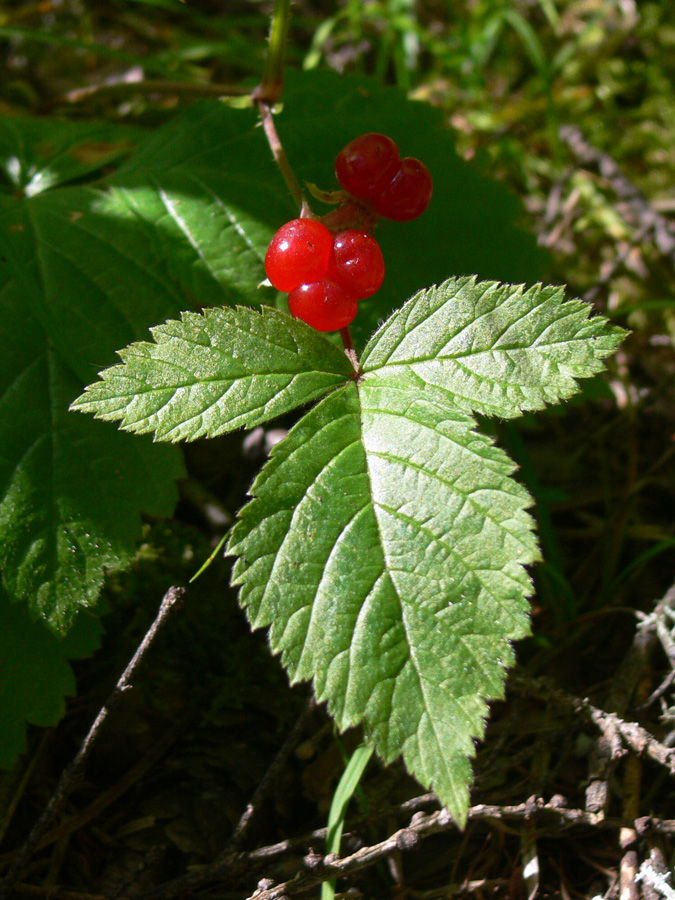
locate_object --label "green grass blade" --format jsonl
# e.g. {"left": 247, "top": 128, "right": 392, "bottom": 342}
{"left": 322, "top": 744, "right": 374, "bottom": 900}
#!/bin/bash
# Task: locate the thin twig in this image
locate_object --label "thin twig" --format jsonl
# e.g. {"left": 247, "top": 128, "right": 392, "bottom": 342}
{"left": 240, "top": 800, "right": 630, "bottom": 900}
{"left": 133, "top": 793, "right": 675, "bottom": 900}
{"left": 584, "top": 599, "right": 658, "bottom": 815}
{"left": 225, "top": 698, "right": 316, "bottom": 853}
{"left": 512, "top": 672, "right": 675, "bottom": 778}
{"left": 618, "top": 650, "right": 653, "bottom": 900}
{"left": 63, "top": 79, "right": 251, "bottom": 104}
{"left": 0, "top": 586, "right": 185, "bottom": 900}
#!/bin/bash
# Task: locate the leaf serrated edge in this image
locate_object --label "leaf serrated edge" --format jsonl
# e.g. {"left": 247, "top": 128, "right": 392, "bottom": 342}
{"left": 362, "top": 276, "right": 626, "bottom": 373}
{"left": 70, "top": 305, "right": 354, "bottom": 442}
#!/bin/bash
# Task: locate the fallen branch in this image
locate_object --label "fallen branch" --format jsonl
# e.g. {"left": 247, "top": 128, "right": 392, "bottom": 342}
{"left": 241, "top": 799, "right": 669, "bottom": 900}
{"left": 512, "top": 672, "right": 675, "bottom": 778}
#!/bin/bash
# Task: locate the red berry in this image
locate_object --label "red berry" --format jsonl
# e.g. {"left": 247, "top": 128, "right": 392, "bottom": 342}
{"left": 329, "top": 230, "right": 384, "bottom": 300}
{"left": 265, "top": 218, "right": 332, "bottom": 293}
{"left": 373, "top": 157, "right": 433, "bottom": 222}
{"left": 335, "top": 133, "right": 401, "bottom": 201}
{"left": 288, "top": 281, "right": 358, "bottom": 332}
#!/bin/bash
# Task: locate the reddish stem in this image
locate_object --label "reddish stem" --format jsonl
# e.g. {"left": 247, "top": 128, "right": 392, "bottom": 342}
{"left": 258, "top": 101, "right": 304, "bottom": 211}
{"left": 340, "top": 327, "right": 360, "bottom": 375}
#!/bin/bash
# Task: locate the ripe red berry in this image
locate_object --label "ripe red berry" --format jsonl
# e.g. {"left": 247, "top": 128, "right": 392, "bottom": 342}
{"left": 265, "top": 218, "right": 332, "bottom": 293}
{"left": 372, "top": 157, "right": 433, "bottom": 222}
{"left": 335, "top": 133, "right": 401, "bottom": 201}
{"left": 288, "top": 281, "right": 358, "bottom": 332}
{"left": 329, "top": 230, "right": 384, "bottom": 300}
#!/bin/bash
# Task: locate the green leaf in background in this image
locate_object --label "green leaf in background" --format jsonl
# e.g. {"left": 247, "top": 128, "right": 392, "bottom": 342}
{"left": 72, "top": 306, "right": 356, "bottom": 441}
{"left": 0, "top": 116, "right": 187, "bottom": 637}
{"left": 0, "top": 278, "right": 183, "bottom": 631}
{"left": 0, "top": 116, "right": 143, "bottom": 196}
{"left": 108, "top": 101, "right": 285, "bottom": 311}
{"left": 226, "top": 278, "right": 624, "bottom": 824}
{"left": 0, "top": 186, "right": 192, "bottom": 385}
{"left": 0, "top": 585, "right": 103, "bottom": 768}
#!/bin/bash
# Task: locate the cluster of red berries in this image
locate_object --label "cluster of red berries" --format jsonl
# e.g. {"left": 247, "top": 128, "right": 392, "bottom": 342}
{"left": 264, "top": 133, "right": 432, "bottom": 333}
{"left": 334, "top": 132, "right": 432, "bottom": 223}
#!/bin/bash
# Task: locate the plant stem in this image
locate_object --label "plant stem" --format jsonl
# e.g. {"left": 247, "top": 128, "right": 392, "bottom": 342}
{"left": 340, "top": 326, "right": 354, "bottom": 351}
{"left": 257, "top": 101, "right": 304, "bottom": 211}
{"left": 257, "top": 0, "right": 359, "bottom": 370}
{"left": 340, "top": 327, "right": 360, "bottom": 374}
{"left": 254, "top": 0, "right": 304, "bottom": 210}
{"left": 259, "top": 0, "right": 292, "bottom": 103}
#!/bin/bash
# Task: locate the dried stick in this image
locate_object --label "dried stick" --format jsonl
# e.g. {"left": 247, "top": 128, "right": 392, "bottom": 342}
{"left": 131, "top": 790, "right": 675, "bottom": 900}
{"left": 583, "top": 703, "right": 675, "bottom": 775}
{"left": 224, "top": 698, "right": 316, "bottom": 853}
{"left": 64, "top": 79, "right": 251, "bottom": 104}
{"left": 241, "top": 800, "right": 627, "bottom": 900}
{"left": 0, "top": 586, "right": 186, "bottom": 900}
{"left": 512, "top": 672, "right": 675, "bottom": 778}
{"left": 585, "top": 602, "right": 658, "bottom": 815}
{"left": 618, "top": 652, "right": 653, "bottom": 900}
{"left": 139, "top": 796, "right": 435, "bottom": 899}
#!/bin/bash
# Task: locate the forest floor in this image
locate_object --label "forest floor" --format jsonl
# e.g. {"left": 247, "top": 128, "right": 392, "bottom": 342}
{"left": 1, "top": 0, "right": 675, "bottom": 897}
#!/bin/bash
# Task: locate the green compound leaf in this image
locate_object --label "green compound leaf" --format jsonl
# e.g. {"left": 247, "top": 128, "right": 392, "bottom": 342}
{"left": 228, "top": 383, "right": 534, "bottom": 825}
{"left": 227, "top": 279, "right": 624, "bottom": 824}
{"left": 72, "top": 306, "right": 355, "bottom": 442}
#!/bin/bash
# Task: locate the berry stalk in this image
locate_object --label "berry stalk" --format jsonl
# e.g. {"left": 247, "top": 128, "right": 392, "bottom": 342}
{"left": 340, "top": 326, "right": 360, "bottom": 376}
{"left": 255, "top": 0, "right": 304, "bottom": 211}
{"left": 257, "top": 101, "right": 304, "bottom": 212}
